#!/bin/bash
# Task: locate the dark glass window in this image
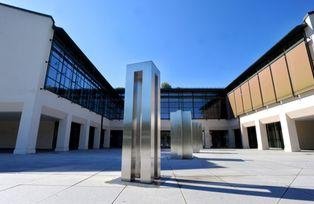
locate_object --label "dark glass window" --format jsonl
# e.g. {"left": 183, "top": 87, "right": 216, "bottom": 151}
{"left": 44, "top": 39, "right": 123, "bottom": 119}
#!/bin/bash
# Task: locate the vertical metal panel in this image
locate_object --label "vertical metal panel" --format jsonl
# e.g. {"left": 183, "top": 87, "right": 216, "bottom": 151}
{"left": 227, "top": 92, "right": 237, "bottom": 117}
{"left": 192, "top": 121, "right": 203, "bottom": 153}
{"left": 240, "top": 82, "right": 252, "bottom": 113}
{"left": 170, "top": 111, "right": 182, "bottom": 156}
{"left": 170, "top": 110, "right": 193, "bottom": 159}
{"left": 121, "top": 61, "right": 160, "bottom": 183}
{"left": 258, "top": 66, "right": 276, "bottom": 105}
{"left": 286, "top": 41, "right": 314, "bottom": 94}
{"left": 271, "top": 56, "right": 293, "bottom": 101}
{"left": 234, "top": 87, "right": 244, "bottom": 115}
{"left": 249, "top": 75, "right": 263, "bottom": 109}
{"left": 182, "top": 111, "right": 193, "bottom": 159}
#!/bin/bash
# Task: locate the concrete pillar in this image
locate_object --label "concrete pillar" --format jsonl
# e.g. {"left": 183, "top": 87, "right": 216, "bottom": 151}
{"left": 14, "top": 102, "right": 42, "bottom": 154}
{"left": 280, "top": 113, "right": 300, "bottom": 152}
{"left": 79, "top": 120, "right": 90, "bottom": 150}
{"left": 93, "top": 126, "right": 101, "bottom": 149}
{"left": 228, "top": 129, "right": 235, "bottom": 148}
{"left": 55, "top": 114, "right": 72, "bottom": 152}
{"left": 255, "top": 120, "right": 269, "bottom": 150}
{"left": 104, "top": 128, "right": 110, "bottom": 148}
{"left": 204, "top": 129, "right": 212, "bottom": 148}
{"left": 240, "top": 124, "right": 250, "bottom": 149}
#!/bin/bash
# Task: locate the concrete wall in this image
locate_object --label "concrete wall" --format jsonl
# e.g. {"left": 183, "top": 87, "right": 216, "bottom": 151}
{"left": 296, "top": 120, "right": 314, "bottom": 150}
{"left": 36, "top": 120, "right": 55, "bottom": 149}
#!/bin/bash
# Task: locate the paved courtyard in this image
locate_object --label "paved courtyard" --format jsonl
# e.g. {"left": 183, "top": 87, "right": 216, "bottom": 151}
{"left": 0, "top": 149, "right": 314, "bottom": 204}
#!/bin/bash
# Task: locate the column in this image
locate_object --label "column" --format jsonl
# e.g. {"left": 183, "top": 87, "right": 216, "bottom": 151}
{"left": 121, "top": 61, "right": 160, "bottom": 183}
{"left": 55, "top": 114, "right": 72, "bottom": 152}
{"left": 14, "top": 101, "right": 42, "bottom": 154}
{"left": 240, "top": 124, "right": 250, "bottom": 149}
{"left": 255, "top": 120, "right": 269, "bottom": 150}
{"left": 103, "top": 128, "right": 110, "bottom": 148}
{"left": 228, "top": 129, "right": 235, "bottom": 148}
{"left": 280, "top": 113, "right": 300, "bottom": 152}
{"left": 93, "top": 126, "right": 101, "bottom": 149}
{"left": 79, "top": 120, "right": 90, "bottom": 150}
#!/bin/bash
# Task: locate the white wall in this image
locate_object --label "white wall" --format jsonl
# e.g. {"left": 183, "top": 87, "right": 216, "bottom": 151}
{"left": 0, "top": 5, "right": 54, "bottom": 103}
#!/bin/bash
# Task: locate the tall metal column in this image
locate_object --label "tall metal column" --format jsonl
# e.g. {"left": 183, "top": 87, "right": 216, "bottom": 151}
{"left": 121, "top": 61, "right": 160, "bottom": 183}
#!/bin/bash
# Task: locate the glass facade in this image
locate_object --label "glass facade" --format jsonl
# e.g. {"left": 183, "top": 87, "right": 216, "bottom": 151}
{"left": 44, "top": 39, "right": 123, "bottom": 120}
{"left": 116, "top": 88, "right": 228, "bottom": 120}
{"left": 160, "top": 89, "right": 227, "bottom": 120}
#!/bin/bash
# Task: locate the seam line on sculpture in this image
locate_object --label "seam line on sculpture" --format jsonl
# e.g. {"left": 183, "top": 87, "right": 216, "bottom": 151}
{"left": 112, "top": 185, "right": 127, "bottom": 204}
{"left": 276, "top": 168, "right": 303, "bottom": 204}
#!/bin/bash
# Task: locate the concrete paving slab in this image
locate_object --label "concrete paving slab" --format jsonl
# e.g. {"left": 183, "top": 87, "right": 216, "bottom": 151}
{"left": 0, "top": 184, "right": 67, "bottom": 204}
{"left": 39, "top": 186, "right": 124, "bottom": 204}
{"left": 0, "top": 149, "right": 314, "bottom": 203}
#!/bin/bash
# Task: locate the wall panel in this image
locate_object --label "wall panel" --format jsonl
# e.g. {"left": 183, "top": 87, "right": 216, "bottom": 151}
{"left": 227, "top": 92, "right": 237, "bottom": 117}
{"left": 258, "top": 66, "right": 276, "bottom": 105}
{"left": 234, "top": 87, "right": 244, "bottom": 115}
{"left": 241, "top": 82, "right": 252, "bottom": 113}
{"left": 271, "top": 56, "right": 293, "bottom": 100}
{"left": 286, "top": 41, "right": 314, "bottom": 94}
{"left": 249, "top": 75, "right": 263, "bottom": 109}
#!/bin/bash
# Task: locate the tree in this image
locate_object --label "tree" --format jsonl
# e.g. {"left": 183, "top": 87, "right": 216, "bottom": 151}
{"left": 161, "top": 82, "right": 172, "bottom": 89}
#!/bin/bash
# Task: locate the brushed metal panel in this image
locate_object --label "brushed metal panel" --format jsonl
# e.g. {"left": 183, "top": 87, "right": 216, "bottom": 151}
{"left": 271, "top": 56, "right": 293, "bottom": 101}
{"left": 192, "top": 121, "right": 203, "bottom": 153}
{"left": 286, "top": 41, "right": 314, "bottom": 94}
{"left": 249, "top": 75, "right": 263, "bottom": 109}
{"left": 258, "top": 66, "right": 276, "bottom": 106}
{"left": 240, "top": 82, "right": 252, "bottom": 113}
{"left": 121, "top": 61, "right": 160, "bottom": 183}
{"left": 170, "top": 110, "right": 193, "bottom": 159}
{"left": 182, "top": 111, "right": 193, "bottom": 159}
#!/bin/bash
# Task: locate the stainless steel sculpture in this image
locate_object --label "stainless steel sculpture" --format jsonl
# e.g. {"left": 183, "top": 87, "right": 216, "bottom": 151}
{"left": 121, "top": 61, "right": 160, "bottom": 183}
{"left": 170, "top": 110, "right": 193, "bottom": 159}
{"left": 192, "top": 121, "right": 203, "bottom": 153}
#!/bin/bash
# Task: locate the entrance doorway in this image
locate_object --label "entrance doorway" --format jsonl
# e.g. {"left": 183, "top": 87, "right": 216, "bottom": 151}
{"left": 161, "top": 130, "right": 171, "bottom": 149}
{"left": 88, "top": 126, "right": 95, "bottom": 149}
{"left": 211, "top": 130, "right": 228, "bottom": 148}
{"left": 110, "top": 130, "right": 123, "bottom": 148}
{"left": 247, "top": 126, "right": 257, "bottom": 148}
{"left": 266, "top": 122, "right": 284, "bottom": 149}
{"left": 69, "top": 122, "right": 81, "bottom": 150}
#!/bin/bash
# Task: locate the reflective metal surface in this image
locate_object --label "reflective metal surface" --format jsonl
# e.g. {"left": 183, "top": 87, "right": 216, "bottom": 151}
{"left": 192, "top": 121, "right": 203, "bottom": 153}
{"left": 170, "top": 110, "right": 193, "bottom": 159}
{"left": 121, "top": 61, "right": 160, "bottom": 183}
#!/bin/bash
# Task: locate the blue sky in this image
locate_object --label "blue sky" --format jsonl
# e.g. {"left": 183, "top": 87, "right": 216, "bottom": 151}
{"left": 1, "top": 0, "right": 312, "bottom": 88}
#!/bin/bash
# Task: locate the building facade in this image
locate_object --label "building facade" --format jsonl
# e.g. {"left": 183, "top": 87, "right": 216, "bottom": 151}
{"left": 227, "top": 12, "right": 314, "bottom": 152}
{"left": 0, "top": 3, "right": 313, "bottom": 154}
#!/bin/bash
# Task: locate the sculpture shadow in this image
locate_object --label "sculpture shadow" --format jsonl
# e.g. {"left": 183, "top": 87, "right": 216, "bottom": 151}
{"left": 159, "top": 177, "right": 314, "bottom": 202}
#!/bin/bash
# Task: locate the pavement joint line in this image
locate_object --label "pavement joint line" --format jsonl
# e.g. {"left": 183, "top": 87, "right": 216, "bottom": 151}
{"left": 0, "top": 184, "right": 21, "bottom": 193}
{"left": 111, "top": 184, "right": 127, "bottom": 204}
{"left": 276, "top": 168, "right": 303, "bottom": 204}
{"left": 36, "top": 168, "right": 106, "bottom": 203}
{"left": 167, "top": 156, "right": 187, "bottom": 204}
